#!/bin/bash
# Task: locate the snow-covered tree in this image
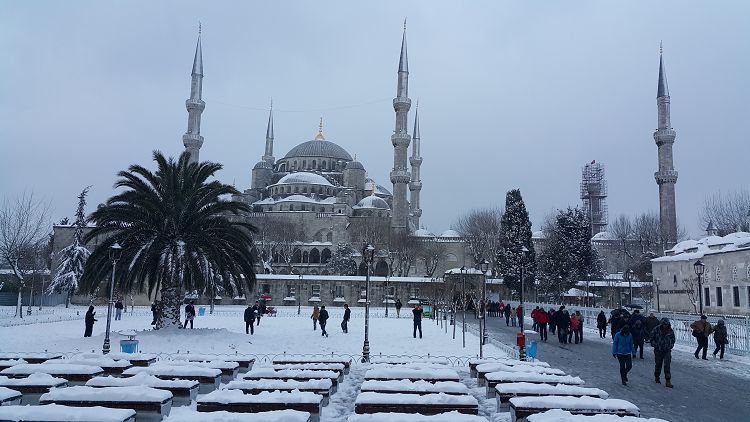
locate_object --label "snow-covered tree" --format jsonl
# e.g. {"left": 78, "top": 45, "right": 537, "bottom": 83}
{"left": 538, "top": 207, "right": 604, "bottom": 299}
{"left": 496, "top": 189, "right": 536, "bottom": 295}
{"left": 48, "top": 187, "right": 91, "bottom": 307}
{"left": 326, "top": 243, "right": 357, "bottom": 276}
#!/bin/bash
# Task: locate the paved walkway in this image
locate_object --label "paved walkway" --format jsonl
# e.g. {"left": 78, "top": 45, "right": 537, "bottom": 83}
{"left": 477, "top": 315, "right": 750, "bottom": 421}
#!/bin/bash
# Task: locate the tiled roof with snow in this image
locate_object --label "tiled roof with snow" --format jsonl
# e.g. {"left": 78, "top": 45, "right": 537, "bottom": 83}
{"left": 652, "top": 231, "right": 750, "bottom": 262}
{"left": 276, "top": 172, "right": 333, "bottom": 186}
{"left": 353, "top": 195, "right": 390, "bottom": 210}
{"left": 413, "top": 228, "right": 434, "bottom": 237}
{"left": 439, "top": 229, "right": 460, "bottom": 238}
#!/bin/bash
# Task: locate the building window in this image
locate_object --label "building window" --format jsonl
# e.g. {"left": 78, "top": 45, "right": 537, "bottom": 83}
{"left": 386, "top": 286, "right": 395, "bottom": 298}
{"left": 360, "top": 289, "right": 367, "bottom": 300}
{"left": 335, "top": 285, "right": 345, "bottom": 298}
{"left": 322, "top": 161, "right": 327, "bottom": 170}
{"left": 715, "top": 267, "right": 721, "bottom": 282}
{"left": 312, "top": 285, "right": 321, "bottom": 298}
{"left": 733, "top": 286, "right": 740, "bottom": 307}
{"left": 302, "top": 160, "right": 306, "bottom": 168}
{"left": 732, "top": 266, "right": 738, "bottom": 283}
{"left": 747, "top": 286, "right": 750, "bottom": 307}
{"left": 716, "top": 287, "right": 723, "bottom": 307}
{"left": 288, "top": 286, "right": 296, "bottom": 297}
{"left": 704, "top": 287, "right": 711, "bottom": 306}
{"left": 411, "top": 287, "right": 420, "bottom": 299}
{"left": 673, "top": 275, "right": 677, "bottom": 285}
{"left": 312, "top": 160, "right": 316, "bottom": 168}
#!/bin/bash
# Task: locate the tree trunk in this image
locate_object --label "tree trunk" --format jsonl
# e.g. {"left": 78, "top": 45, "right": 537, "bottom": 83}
{"left": 66, "top": 290, "right": 71, "bottom": 308}
{"left": 156, "top": 284, "right": 182, "bottom": 329}
{"left": 15, "top": 288, "right": 23, "bottom": 318}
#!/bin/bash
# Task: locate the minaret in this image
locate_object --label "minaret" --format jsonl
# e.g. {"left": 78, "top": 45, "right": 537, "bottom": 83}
{"left": 262, "top": 102, "right": 275, "bottom": 164}
{"left": 183, "top": 26, "right": 205, "bottom": 164}
{"left": 409, "top": 104, "right": 423, "bottom": 229}
{"left": 390, "top": 21, "right": 412, "bottom": 233}
{"left": 653, "top": 43, "right": 678, "bottom": 249}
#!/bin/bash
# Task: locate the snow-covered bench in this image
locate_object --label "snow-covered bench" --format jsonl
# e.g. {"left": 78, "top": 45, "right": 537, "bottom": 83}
{"left": 360, "top": 380, "right": 470, "bottom": 396}
{"left": 163, "top": 361, "right": 240, "bottom": 382}
{"left": 271, "top": 363, "right": 345, "bottom": 381}
{"left": 0, "top": 374, "right": 68, "bottom": 405}
{"left": 170, "top": 354, "right": 255, "bottom": 373}
{"left": 39, "top": 385, "right": 173, "bottom": 422}
{"left": 369, "top": 357, "right": 450, "bottom": 366}
{"left": 363, "top": 367, "right": 460, "bottom": 383}
{"left": 224, "top": 379, "right": 333, "bottom": 406}
{"left": 45, "top": 357, "right": 132, "bottom": 375}
{"left": 495, "top": 383, "right": 608, "bottom": 410}
{"left": 273, "top": 358, "right": 351, "bottom": 375}
{"left": 123, "top": 364, "right": 222, "bottom": 393}
{"left": 354, "top": 392, "right": 479, "bottom": 416}
{"left": 165, "top": 408, "right": 312, "bottom": 422}
{"left": 87, "top": 373, "right": 199, "bottom": 406}
{"left": 0, "top": 387, "right": 22, "bottom": 406}
{"left": 0, "top": 364, "right": 104, "bottom": 385}
{"left": 485, "top": 372, "right": 584, "bottom": 398}
{"left": 347, "top": 411, "right": 490, "bottom": 422}
{"left": 0, "top": 404, "right": 137, "bottom": 422}
{"left": 0, "top": 360, "right": 27, "bottom": 372}
{"left": 241, "top": 368, "right": 340, "bottom": 393}
{"left": 468, "top": 358, "right": 550, "bottom": 377}
{"left": 0, "top": 353, "right": 63, "bottom": 365}
{"left": 526, "top": 409, "right": 668, "bottom": 422}
{"left": 476, "top": 363, "right": 565, "bottom": 386}
{"left": 105, "top": 352, "right": 158, "bottom": 367}
{"left": 197, "top": 390, "right": 323, "bottom": 422}
{"left": 509, "top": 396, "right": 639, "bottom": 422}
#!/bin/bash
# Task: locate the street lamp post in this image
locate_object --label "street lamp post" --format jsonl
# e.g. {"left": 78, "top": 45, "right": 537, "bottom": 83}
{"left": 384, "top": 274, "right": 390, "bottom": 318}
{"left": 297, "top": 274, "right": 302, "bottom": 315}
{"left": 694, "top": 260, "right": 705, "bottom": 315}
{"left": 103, "top": 242, "right": 122, "bottom": 355}
{"left": 362, "top": 244, "right": 375, "bottom": 363}
{"left": 460, "top": 265, "right": 466, "bottom": 348}
{"left": 627, "top": 269, "right": 634, "bottom": 305}
{"left": 479, "top": 260, "right": 490, "bottom": 358}
{"left": 655, "top": 278, "right": 661, "bottom": 312}
{"left": 519, "top": 246, "right": 529, "bottom": 361}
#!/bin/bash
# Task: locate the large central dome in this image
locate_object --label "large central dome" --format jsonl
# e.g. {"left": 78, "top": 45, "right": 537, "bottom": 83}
{"left": 283, "top": 139, "right": 353, "bottom": 161}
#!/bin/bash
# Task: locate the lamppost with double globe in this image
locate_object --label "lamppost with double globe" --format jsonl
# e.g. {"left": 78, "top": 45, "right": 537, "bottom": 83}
{"left": 460, "top": 265, "right": 467, "bottom": 348}
{"left": 103, "top": 242, "right": 122, "bottom": 355}
{"left": 362, "top": 244, "right": 376, "bottom": 363}
{"left": 694, "top": 260, "right": 705, "bottom": 315}
{"left": 297, "top": 273, "right": 303, "bottom": 315}
{"left": 519, "top": 245, "right": 529, "bottom": 361}
{"left": 479, "top": 259, "right": 490, "bottom": 358}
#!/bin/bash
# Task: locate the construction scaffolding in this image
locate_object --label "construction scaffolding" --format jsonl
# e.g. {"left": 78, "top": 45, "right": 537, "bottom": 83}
{"left": 581, "top": 160, "right": 608, "bottom": 236}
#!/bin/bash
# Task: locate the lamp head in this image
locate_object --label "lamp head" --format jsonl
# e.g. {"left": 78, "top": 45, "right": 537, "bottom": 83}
{"left": 694, "top": 260, "right": 705, "bottom": 276}
{"left": 110, "top": 242, "right": 123, "bottom": 261}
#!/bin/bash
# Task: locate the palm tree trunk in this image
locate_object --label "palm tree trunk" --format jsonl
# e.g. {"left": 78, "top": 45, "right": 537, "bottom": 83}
{"left": 156, "top": 246, "right": 184, "bottom": 329}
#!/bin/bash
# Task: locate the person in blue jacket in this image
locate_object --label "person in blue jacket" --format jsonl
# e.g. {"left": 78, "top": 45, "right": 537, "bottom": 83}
{"left": 612, "top": 324, "right": 634, "bottom": 385}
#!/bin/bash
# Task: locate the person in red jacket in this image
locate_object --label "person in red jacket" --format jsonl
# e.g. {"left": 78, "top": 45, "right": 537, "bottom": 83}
{"left": 516, "top": 305, "right": 523, "bottom": 328}
{"left": 537, "top": 308, "right": 549, "bottom": 341}
{"left": 531, "top": 307, "right": 539, "bottom": 332}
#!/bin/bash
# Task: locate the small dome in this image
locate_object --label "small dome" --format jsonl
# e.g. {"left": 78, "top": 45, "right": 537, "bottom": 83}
{"left": 414, "top": 228, "right": 435, "bottom": 237}
{"left": 439, "top": 229, "right": 460, "bottom": 238}
{"left": 277, "top": 172, "right": 333, "bottom": 186}
{"left": 375, "top": 184, "right": 392, "bottom": 197}
{"left": 354, "top": 195, "right": 390, "bottom": 210}
{"left": 283, "top": 140, "right": 353, "bottom": 161}
{"left": 253, "top": 161, "right": 272, "bottom": 170}
{"left": 345, "top": 160, "right": 365, "bottom": 170}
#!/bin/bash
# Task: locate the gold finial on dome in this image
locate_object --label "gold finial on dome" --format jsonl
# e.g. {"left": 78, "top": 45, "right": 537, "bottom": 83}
{"left": 315, "top": 117, "right": 325, "bottom": 141}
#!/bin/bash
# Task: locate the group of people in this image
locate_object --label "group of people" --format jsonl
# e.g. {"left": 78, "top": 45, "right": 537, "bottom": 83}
{"left": 243, "top": 301, "right": 267, "bottom": 335}
{"left": 306, "top": 303, "right": 424, "bottom": 339}
{"left": 690, "top": 314, "right": 729, "bottom": 359}
{"left": 529, "top": 305, "right": 585, "bottom": 344}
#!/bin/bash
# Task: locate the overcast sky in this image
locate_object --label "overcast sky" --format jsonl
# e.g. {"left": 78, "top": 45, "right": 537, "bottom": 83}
{"left": 2, "top": 1, "right": 748, "bottom": 237}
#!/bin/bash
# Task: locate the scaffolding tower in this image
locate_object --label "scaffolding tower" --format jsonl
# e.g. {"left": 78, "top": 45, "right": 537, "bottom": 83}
{"left": 581, "top": 160, "right": 608, "bottom": 236}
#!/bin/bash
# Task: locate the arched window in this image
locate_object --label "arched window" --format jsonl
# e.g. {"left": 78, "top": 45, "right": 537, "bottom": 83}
{"left": 286, "top": 186, "right": 291, "bottom": 193}
{"left": 673, "top": 274, "right": 677, "bottom": 285}
{"left": 272, "top": 250, "right": 279, "bottom": 263}
{"left": 446, "top": 253, "right": 458, "bottom": 262}
{"left": 309, "top": 269, "right": 319, "bottom": 275}
{"left": 375, "top": 261, "right": 389, "bottom": 277}
{"left": 292, "top": 248, "right": 302, "bottom": 263}
{"left": 358, "top": 262, "right": 368, "bottom": 276}
{"left": 302, "top": 251, "right": 309, "bottom": 263}
{"left": 278, "top": 268, "right": 290, "bottom": 275}
{"left": 294, "top": 187, "right": 299, "bottom": 193}
{"left": 309, "top": 248, "right": 320, "bottom": 263}
{"left": 322, "top": 161, "right": 327, "bottom": 170}
{"left": 326, "top": 232, "right": 333, "bottom": 242}
{"left": 302, "top": 160, "right": 307, "bottom": 169}
{"left": 321, "top": 270, "right": 330, "bottom": 275}
{"left": 312, "top": 160, "right": 316, "bottom": 169}
{"left": 321, "top": 248, "right": 332, "bottom": 264}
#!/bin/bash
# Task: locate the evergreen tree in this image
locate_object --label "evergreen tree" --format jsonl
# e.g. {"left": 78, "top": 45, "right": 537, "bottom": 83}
{"left": 538, "top": 207, "right": 604, "bottom": 299}
{"left": 326, "top": 243, "right": 357, "bottom": 276}
{"left": 48, "top": 187, "right": 91, "bottom": 307}
{"left": 496, "top": 189, "right": 536, "bottom": 295}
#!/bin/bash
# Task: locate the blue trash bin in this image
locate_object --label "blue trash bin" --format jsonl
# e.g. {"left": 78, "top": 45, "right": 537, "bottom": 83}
{"left": 527, "top": 341, "right": 538, "bottom": 360}
{"left": 198, "top": 307, "right": 206, "bottom": 316}
{"left": 120, "top": 339, "right": 139, "bottom": 354}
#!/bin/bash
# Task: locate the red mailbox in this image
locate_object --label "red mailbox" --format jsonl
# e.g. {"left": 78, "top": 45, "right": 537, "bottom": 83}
{"left": 516, "top": 332, "right": 525, "bottom": 348}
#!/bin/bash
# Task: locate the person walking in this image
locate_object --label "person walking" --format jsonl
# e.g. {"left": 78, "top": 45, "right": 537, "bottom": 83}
{"left": 537, "top": 306, "right": 549, "bottom": 342}
{"left": 630, "top": 310, "right": 646, "bottom": 359}
{"left": 183, "top": 301, "right": 196, "bottom": 329}
{"left": 318, "top": 305, "right": 329, "bottom": 337}
{"left": 575, "top": 310, "right": 584, "bottom": 343}
{"left": 531, "top": 306, "right": 539, "bottom": 332}
{"left": 558, "top": 308, "right": 571, "bottom": 344}
{"left": 150, "top": 302, "right": 158, "bottom": 325}
{"left": 651, "top": 317, "right": 675, "bottom": 388}
{"left": 609, "top": 310, "right": 622, "bottom": 340}
{"left": 712, "top": 319, "right": 728, "bottom": 359}
{"left": 597, "top": 310, "right": 608, "bottom": 338}
{"left": 257, "top": 301, "right": 266, "bottom": 325}
{"left": 413, "top": 304, "right": 423, "bottom": 338}
{"left": 503, "top": 303, "right": 511, "bottom": 326}
{"left": 515, "top": 304, "right": 523, "bottom": 327}
{"left": 510, "top": 305, "right": 518, "bottom": 327}
{"left": 341, "top": 304, "right": 351, "bottom": 333}
{"left": 114, "top": 300, "right": 123, "bottom": 321}
{"left": 244, "top": 303, "right": 256, "bottom": 335}
{"left": 690, "top": 315, "right": 713, "bottom": 360}
{"left": 613, "top": 324, "right": 634, "bottom": 385}
{"left": 569, "top": 312, "right": 580, "bottom": 344}
{"left": 311, "top": 305, "right": 320, "bottom": 331}
{"left": 548, "top": 308, "right": 557, "bottom": 335}
{"left": 644, "top": 312, "right": 659, "bottom": 342}
{"left": 84, "top": 305, "right": 97, "bottom": 337}
{"left": 395, "top": 299, "right": 402, "bottom": 318}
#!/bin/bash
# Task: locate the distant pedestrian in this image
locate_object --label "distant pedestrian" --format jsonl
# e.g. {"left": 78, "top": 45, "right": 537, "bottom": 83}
{"left": 712, "top": 319, "right": 728, "bottom": 359}
{"left": 318, "top": 305, "right": 329, "bottom": 337}
{"left": 556, "top": 307, "right": 570, "bottom": 344}
{"left": 114, "top": 300, "right": 123, "bottom": 320}
{"left": 515, "top": 304, "right": 523, "bottom": 328}
{"left": 575, "top": 310, "right": 584, "bottom": 343}
{"left": 257, "top": 301, "right": 266, "bottom": 325}
{"left": 413, "top": 304, "right": 423, "bottom": 338}
{"left": 532, "top": 306, "right": 540, "bottom": 332}
{"left": 341, "top": 304, "right": 351, "bottom": 333}
{"left": 183, "top": 301, "right": 195, "bottom": 329}
{"left": 537, "top": 307, "right": 549, "bottom": 342}
{"left": 613, "top": 324, "right": 634, "bottom": 385}
{"left": 630, "top": 310, "right": 646, "bottom": 359}
{"left": 651, "top": 317, "right": 675, "bottom": 388}
{"left": 690, "top": 315, "right": 713, "bottom": 360}
{"left": 84, "top": 306, "right": 97, "bottom": 337}
{"left": 503, "top": 304, "right": 512, "bottom": 326}
{"left": 395, "top": 299, "right": 402, "bottom": 318}
{"left": 597, "top": 310, "right": 608, "bottom": 338}
{"left": 311, "top": 305, "right": 320, "bottom": 331}
{"left": 150, "top": 302, "right": 158, "bottom": 325}
{"left": 244, "top": 303, "right": 256, "bottom": 335}
{"left": 548, "top": 308, "right": 557, "bottom": 335}
{"left": 569, "top": 312, "right": 580, "bottom": 344}
{"left": 644, "top": 313, "right": 659, "bottom": 342}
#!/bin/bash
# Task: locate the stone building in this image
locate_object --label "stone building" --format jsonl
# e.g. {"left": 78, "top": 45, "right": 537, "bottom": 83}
{"left": 651, "top": 231, "right": 750, "bottom": 316}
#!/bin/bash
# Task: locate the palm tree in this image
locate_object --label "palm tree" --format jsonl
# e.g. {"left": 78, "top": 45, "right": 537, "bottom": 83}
{"left": 81, "top": 151, "right": 256, "bottom": 328}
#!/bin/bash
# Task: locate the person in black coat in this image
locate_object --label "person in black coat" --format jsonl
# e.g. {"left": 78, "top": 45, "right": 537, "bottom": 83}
{"left": 183, "top": 301, "right": 196, "bottom": 329}
{"left": 395, "top": 299, "right": 402, "bottom": 318}
{"left": 257, "top": 301, "right": 266, "bottom": 325}
{"left": 244, "top": 303, "right": 256, "bottom": 335}
{"left": 503, "top": 303, "right": 512, "bottom": 326}
{"left": 150, "top": 302, "right": 158, "bottom": 325}
{"left": 84, "top": 306, "right": 97, "bottom": 337}
{"left": 341, "top": 304, "right": 351, "bottom": 333}
{"left": 114, "top": 300, "right": 124, "bottom": 320}
{"left": 597, "top": 310, "right": 608, "bottom": 338}
{"left": 556, "top": 307, "right": 570, "bottom": 344}
{"left": 413, "top": 304, "right": 423, "bottom": 338}
{"left": 318, "top": 305, "right": 329, "bottom": 337}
